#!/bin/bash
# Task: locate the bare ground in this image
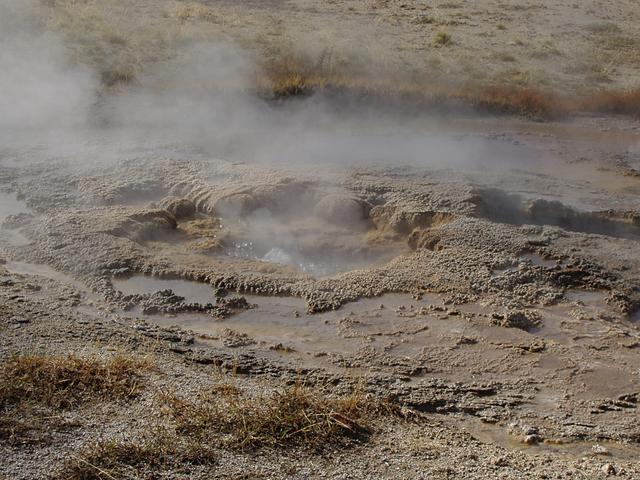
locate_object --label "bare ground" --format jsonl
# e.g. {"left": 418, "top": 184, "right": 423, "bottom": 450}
{"left": 1, "top": 1, "right": 640, "bottom": 479}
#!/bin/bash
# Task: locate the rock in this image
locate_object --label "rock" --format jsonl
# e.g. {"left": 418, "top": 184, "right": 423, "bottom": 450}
{"left": 2, "top": 212, "right": 33, "bottom": 229}
{"left": 108, "top": 209, "right": 178, "bottom": 242}
{"left": 524, "top": 340, "right": 546, "bottom": 353}
{"left": 494, "top": 310, "right": 541, "bottom": 331}
{"left": 408, "top": 228, "right": 443, "bottom": 251}
{"left": 221, "top": 328, "right": 255, "bottom": 348}
{"left": 217, "top": 295, "right": 254, "bottom": 310}
{"left": 269, "top": 343, "right": 295, "bottom": 352}
{"left": 508, "top": 423, "right": 543, "bottom": 444}
{"left": 10, "top": 316, "right": 29, "bottom": 324}
{"left": 601, "top": 463, "right": 616, "bottom": 476}
{"left": 491, "top": 456, "right": 508, "bottom": 467}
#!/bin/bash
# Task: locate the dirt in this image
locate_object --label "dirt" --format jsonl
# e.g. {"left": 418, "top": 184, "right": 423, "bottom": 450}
{"left": 2, "top": 1, "right": 640, "bottom": 479}
{"left": 1, "top": 111, "right": 639, "bottom": 479}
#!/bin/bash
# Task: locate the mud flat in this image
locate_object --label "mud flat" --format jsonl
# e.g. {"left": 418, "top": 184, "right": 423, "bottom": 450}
{"left": 1, "top": 0, "right": 640, "bottom": 476}
{"left": 0, "top": 110, "right": 639, "bottom": 479}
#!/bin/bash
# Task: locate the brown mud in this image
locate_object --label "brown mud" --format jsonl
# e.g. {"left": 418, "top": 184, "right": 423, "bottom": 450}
{"left": 1, "top": 113, "right": 640, "bottom": 479}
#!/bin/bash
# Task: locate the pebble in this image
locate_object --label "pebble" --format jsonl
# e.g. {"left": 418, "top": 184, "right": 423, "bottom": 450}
{"left": 592, "top": 444, "right": 610, "bottom": 456}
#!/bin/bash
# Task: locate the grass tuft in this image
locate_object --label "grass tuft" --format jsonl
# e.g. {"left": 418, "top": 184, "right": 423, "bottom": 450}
{"left": 471, "top": 86, "right": 560, "bottom": 120}
{"left": 171, "top": 1, "right": 218, "bottom": 22}
{"left": 161, "top": 383, "right": 370, "bottom": 450}
{"left": 577, "top": 88, "right": 640, "bottom": 117}
{"left": 55, "top": 434, "right": 218, "bottom": 480}
{"left": 55, "top": 383, "right": 397, "bottom": 479}
{"left": 433, "top": 31, "right": 452, "bottom": 47}
{"left": 0, "top": 353, "right": 150, "bottom": 409}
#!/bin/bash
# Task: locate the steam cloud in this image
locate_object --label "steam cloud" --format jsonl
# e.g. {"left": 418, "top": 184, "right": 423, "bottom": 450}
{"left": 0, "top": 0, "right": 533, "bottom": 175}
{"left": 0, "top": 1, "right": 97, "bottom": 132}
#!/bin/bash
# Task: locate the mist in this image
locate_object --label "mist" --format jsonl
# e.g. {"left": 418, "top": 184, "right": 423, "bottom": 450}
{"left": 0, "top": 0, "right": 550, "bottom": 180}
{"left": 103, "top": 44, "right": 536, "bottom": 173}
{"left": 0, "top": 1, "right": 97, "bottom": 133}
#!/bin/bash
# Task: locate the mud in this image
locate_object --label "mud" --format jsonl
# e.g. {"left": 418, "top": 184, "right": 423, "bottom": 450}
{"left": 1, "top": 113, "right": 640, "bottom": 479}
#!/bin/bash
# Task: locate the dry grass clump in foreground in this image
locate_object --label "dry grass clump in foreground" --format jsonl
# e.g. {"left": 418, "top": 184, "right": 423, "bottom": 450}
{"left": 0, "top": 353, "right": 150, "bottom": 409}
{"left": 55, "top": 433, "right": 219, "bottom": 480}
{"left": 161, "top": 383, "right": 371, "bottom": 450}
{"left": 54, "top": 384, "right": 391, "bottom": 479}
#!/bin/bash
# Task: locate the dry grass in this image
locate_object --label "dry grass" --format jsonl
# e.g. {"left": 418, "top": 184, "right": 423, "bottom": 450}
{"left": 256, "top": 55, "right": 640, "bottom": 121}
{"left": 0, "top": 353, "right": 149, "bottom": 409}
{"left": 258, "top": 48, "right": 346, "bottom": 98}
{"left": 171, "top": 1, "right": 218, "bottom": 22}
{"left": 55, "top": 433, "right": 218, "bottom": 480}
{"left": 257, "top": 63, "right": 563, "bottom": 120}
{"left": 469, "top": 86, "right": 561, "bottom": 120}
{"left": 42, "top": 0, "right": 640, "bottom": 120}
{"left": 576, "top": 88, "right": 640, "bottom": 117}
{"left": 160, "top": 383, "right": 371, "bottom": 450}
{"left": 54, "top": 383, "right": 403, "bottom": 479}
{"left": 47, "top": 0, "right": 178, "bottom": 87}
{"left": 0, "top": 353, "right": 150, "bottom": 447}
{"left": 0, "top": 417, "right": 41, "bottom": 445}
{"left": 433, "top": 31, "right": 452, "bottom": 47}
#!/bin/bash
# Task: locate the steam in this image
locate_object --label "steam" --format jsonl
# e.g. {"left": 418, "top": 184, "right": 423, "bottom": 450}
{"left": 0, "top": 1, "right": 97, "bottom": 133}
{"left": 103, "top": 44, "right": 532, "bottom": 173}
{"left": 0, "top": 0, "right": 543, "bottom": 176}
{"left": 0, "top": 0, "right": 607, "bottom": 278}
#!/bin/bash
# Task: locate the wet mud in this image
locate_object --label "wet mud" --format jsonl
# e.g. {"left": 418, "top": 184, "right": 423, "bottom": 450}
{"left": 1, "top": 114, "right": 639, "bottom": 479}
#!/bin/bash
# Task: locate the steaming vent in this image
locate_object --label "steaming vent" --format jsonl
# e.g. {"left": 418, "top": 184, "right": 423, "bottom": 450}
{"left": 215, "top": 190, "right": 402, "bottom": 277}
{"left": 160, "top": 185, "right": 406, "bottom": 278}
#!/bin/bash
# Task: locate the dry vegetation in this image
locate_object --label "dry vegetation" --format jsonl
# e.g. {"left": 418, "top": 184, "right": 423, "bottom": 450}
{"left": 576, "top": 88, "right": 640, "bottom": 116}
{"left": 160, "top": 383, "right": 371, "bottom": 450}
{"left": 39, "top": 0, "right": 640, "bottom": 120}
{"left": 53, "top": 383, "right": 405, "bottom": 480}
{"left": 55, "top": 434, "right": 219, "bottom": 480}
{"left": 0, "top": 352, "right": 407, "bottom": 479}
{"left": 0, "top": 353, "right": 149, "bottom": 409}
{"left": 0, "top": 353, "right": 150, "bottom": 446}
{"left": 258, "top": 55, "right": 640, "bottom": 120}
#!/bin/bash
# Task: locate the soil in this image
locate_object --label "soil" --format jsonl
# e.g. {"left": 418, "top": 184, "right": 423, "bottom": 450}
{"left": 1, "top": 111, "right": 640, "bottom": 479}
{"left": 2, "top": 1, "right": 640, "bottom": 479}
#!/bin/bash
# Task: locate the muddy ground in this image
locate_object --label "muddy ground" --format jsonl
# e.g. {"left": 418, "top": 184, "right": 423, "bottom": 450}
{"left": 2, "top": 0, "right": 640, "bottom": 479}
{"left": 1, "top": 111, "right": 640, "bottom": 479}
